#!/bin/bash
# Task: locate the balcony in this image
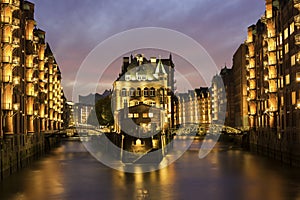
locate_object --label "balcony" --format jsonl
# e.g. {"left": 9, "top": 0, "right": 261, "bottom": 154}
{"left": 269, "top": 74, "right": 277, "bottom": 79}
{"left": 268, "top": 45, "right": 276, "bottom": 52}
{"left": 11, "top": 0, "right": 20, "bottom": 7}
{"left": 297, "top": 99, "right": 300, "bottom": 109}
{"left": 33, "top": 36, "right": 39, "bottom": 43}
{"left": 31, "top": 77, "right": 38, "bottom": 83}
{"left": 295, "top": 33, "right": 300, "bottom": 45}
{"left": 26, "top": 63, "right": 33, "bottom": 68}
{"left": 249, "top": 85, "right": 256, "bottom": 90}
{"left": 0, "top": 0, "right": 10, "bottom": 4}
{"left": 295, "top": 15, "right": 300, "bottom": 27}
{"left": 2, "top": 56, "right": 11, "bottom": 63}
{"left": 12, "top": 18, "right": 20, "bottom": 27}
{"left": 1, "top": 16, "right": 10, "bottom": 24}
{"left": 268, "top": 107, "right": 278, "bottom": 112}
{"left": 12, "top": 76, "right": 20, "bottom": 85}
{"left": 2, "top": 103, "right": 12, "bottom": 110}
{"left": 268, "top": 61, "right": 276, "bottom": 66}
{"left": 27, "top": 90, "right": 38, "bottom": 97}
{"left": 269, "top": 88, "right": 277, "bottom": 93}
{"left": 2, "top": 36, "right": 11, "bottom": 43}
{"left": 2, "top": 75, "right": 12, "bottom": 83}
{"left": 294, "top": 0, "right": 300, "bottom": 9}
{"left": 12, "top": 56, "right": 20, "bottom": 65}
{"left": 12, "top": 37, "right": 20, "bottom": 47}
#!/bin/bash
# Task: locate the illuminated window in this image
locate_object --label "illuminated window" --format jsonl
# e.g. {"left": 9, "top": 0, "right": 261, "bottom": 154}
{"left": 125, "top": 75, "right": 131, "bottom": 81}
{"left": 290, "top": 22, "right": 295, "bottom": 35}
{"left": 136, "top": 88, "right": 141, "bottom": 96}
{"left": 292, "top": 91, "right": 296, "bottom": 105}
{"left": 128, "top": 113, "right": 133, "bottom": 118}
{"left": 143, "top": 88, "right": 149, "bottom": 97}
{"left": 142, "top": 113, "right": 148, "bottom": 118}
{"left": 286, "top": 74, "right": 290, "bottom": 85}
{"left": 291, "top": 55, "right": 296, "bottom": 66}
{"left": 285, "top": 43, "right": 289, "bottom": 53}
{"left": 134, "top": 113, "right": 139, "bottom": 118}
{"left": 129, "top": 88, "right": 135, "bottom": 97}
{"left": 149, "top": 113, "right": 153, "bottom": 118}
{"left": 121, "top": 88, "right": 127, "bottom": 97}
{"left": 279, "top": 33, "right": 283, "bottom": 45}
{"left": 297, "top": 72, "right": 300, "bottom": 82}
{"left": 150, "top": 87, "right": 155, "bottom": 96}
{"left": 284, "top": 28, "right": 289, "bottom": 39}
{"left": 137, "top": 75, "right": 146, "bottom": 81}
{"left": 281, "top": 95, "right": 284, "bottom": 106}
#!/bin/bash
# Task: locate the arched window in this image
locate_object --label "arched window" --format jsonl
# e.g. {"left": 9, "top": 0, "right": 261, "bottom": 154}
{"left": 143, "top": 88, "right": 149, "bottom": 97}
{"left": 136, "top": 88, "right": 141, "bottom": 96}
{"left": 150, "top": 87, "right": 155, "bottom": 97}
{"left": 121, "top": 88, "right": 127, "bottom": 97}
{"left": 129, "top": 88, "right": 135, "bottom": 97}
{"left": 160, "top": 88, "right": 164, "bottom": 103}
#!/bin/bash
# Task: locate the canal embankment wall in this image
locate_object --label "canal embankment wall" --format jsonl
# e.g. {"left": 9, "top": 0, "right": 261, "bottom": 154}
{"left": 247, "top": 129, "right": 300, "bottom": 167}
{"left": 0, "top": 133, "right": 61, "bottom": 181}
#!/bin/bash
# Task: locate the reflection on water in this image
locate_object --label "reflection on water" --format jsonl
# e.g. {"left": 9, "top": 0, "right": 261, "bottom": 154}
{"left": 0, "top": 140, "right": 300, "bottom": 200}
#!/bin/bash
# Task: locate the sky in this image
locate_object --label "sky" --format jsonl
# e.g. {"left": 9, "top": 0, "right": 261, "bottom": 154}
{"left": 29, "top": 0, "right": 265, "bottom": 100}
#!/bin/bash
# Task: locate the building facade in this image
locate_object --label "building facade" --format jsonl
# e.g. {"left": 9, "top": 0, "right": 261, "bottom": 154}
{"left": 113, "top": 54, "right": 176, "bottom": 133}
{"left": 177, "top": 88, "right": 211, "bottom": 127}
{"left": 232, "top": 44, "right": 249, "bottom": 130}
{"left": 195, "top": 87, "right": 212, "bottom": 125}
{"left": 177, "top": 90, "right": 198, "bottom": 126}
{"left": 245, "top": 0, "right": 300, "bottom": 165}
{"left": 211, "top": 74, "right": 226, "bottom": 125}
{"left": 0, "top": 0, "right": 65, "bottom": 136}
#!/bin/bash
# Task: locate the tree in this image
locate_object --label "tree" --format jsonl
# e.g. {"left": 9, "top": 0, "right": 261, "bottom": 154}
{"left": 95, "top": 95, "right": 114, "bottom": 126}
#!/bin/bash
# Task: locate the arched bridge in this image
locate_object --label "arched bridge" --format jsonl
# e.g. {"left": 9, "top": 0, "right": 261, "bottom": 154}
{"left": 172, "top": 123, "right": 243, "bottom": 136}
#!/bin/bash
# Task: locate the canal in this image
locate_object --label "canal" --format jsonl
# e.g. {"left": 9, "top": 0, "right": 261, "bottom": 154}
{"left": 0, "top": 140, "right": 300, "bottom": 200}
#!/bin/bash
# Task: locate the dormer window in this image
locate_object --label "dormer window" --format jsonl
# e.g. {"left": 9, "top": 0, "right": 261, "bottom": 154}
{"left": 125, "top": 75, "right": 131, "bottom": 81}
{"left": 144, "top": 88, "right": 149, "bottom": 97}
{"left": 137, "top": 74, "right": 146, "bottom": 81}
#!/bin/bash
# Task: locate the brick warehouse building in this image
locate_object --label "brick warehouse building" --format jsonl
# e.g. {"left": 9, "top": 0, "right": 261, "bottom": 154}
{"left": 0, "top": 0, "right": 66, "bottom": 178}
{"left": 246, "top": 0, "right": 300, "bottom": 166}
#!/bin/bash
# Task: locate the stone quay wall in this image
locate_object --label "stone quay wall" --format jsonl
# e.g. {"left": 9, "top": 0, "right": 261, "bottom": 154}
{"left": 247, "top": 129, "right": 300, "bottom": 167}
{"left": 0, "top": 133, "right": 61, "bottom": 181}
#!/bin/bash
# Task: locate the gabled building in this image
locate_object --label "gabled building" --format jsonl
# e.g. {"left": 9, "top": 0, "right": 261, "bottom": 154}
{"left": 0, "top": 0, "right": 65, "bottom": 136}
{"left": 245, "top": 0, "right": 300, "bottom": 166}
{"left": 113, "top": 54, "right": 176, "bottom": 133}
{"left": 195, "top": 87, "right": 211, "bottom": 125}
